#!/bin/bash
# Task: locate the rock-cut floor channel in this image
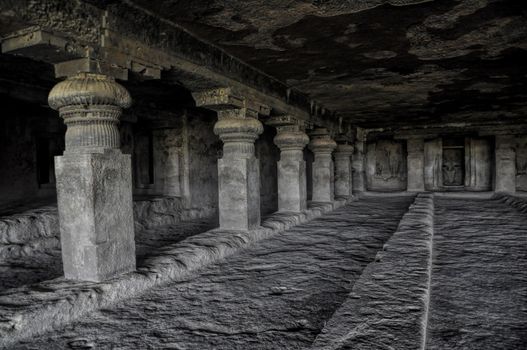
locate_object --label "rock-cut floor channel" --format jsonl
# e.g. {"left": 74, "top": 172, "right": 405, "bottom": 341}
{"left": 11, "top": 196, "right": 413, "bottom": 350}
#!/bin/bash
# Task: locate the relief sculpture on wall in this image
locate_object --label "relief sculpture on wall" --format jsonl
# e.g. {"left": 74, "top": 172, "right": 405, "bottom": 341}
{"left": 374, "top": 140, "right": 403, "bottom": 181}
{"left": 366, "top": 139, "right": 406, "bottom": 191}
{"left": 442, "top": 149, "right": 464, "bottom": 186}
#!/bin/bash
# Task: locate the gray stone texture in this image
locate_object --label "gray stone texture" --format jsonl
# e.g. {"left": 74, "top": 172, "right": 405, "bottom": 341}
{"left": 366, "top": 138, "right": 407, "bottom": 191}
{"left": 427, "top": 197, "right": 527, "bottom": 349}
{"left": 54, "top": 150, "right": 136, "bottom": 282}
{"left": 48, "top": 73, "right": 135, "bottom": 282}
{"left": 495, "top": 135, "right": 517, "bottom": 193}
{"left": 406, "top": 138, "right": 425, "bottom": 192}
{"left": 334, "top": 143, "right": 354, "bottom": 198}
{"left": 312, "top": 193, "right": 433, "bottom": 350}
{"left": 214, "top": 110, "right": 264, "bottom": 231}
{"left": 274, "top": 127, "right": 309, "bottom": 212}
{"left": 8, "top": 196, "right": 412, "bottom": 349}
{"left": 309, "top": 128, "right": 337, "bottom": 203}
{"left": 0, "top": 202, "right": 345, "bottom": 347}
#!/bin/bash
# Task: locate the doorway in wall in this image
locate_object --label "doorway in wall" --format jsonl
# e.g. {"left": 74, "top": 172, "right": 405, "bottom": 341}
{"left": 442, "top": 137, "right": 465, "bottom": 189}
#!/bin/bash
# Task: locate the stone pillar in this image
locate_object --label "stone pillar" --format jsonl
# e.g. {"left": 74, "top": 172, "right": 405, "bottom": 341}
{"left": 48, "top": 73, "right": 135, "bottom": 282}
{"left": 309, "top": 128, "right": 337, "bottom": 203}
{"left": 406, "top": 137, "right": 425, "bottom": 192}
{"left": 352, "top": 129, "right": 366, "bottom": 192}
{"left": 272, "top": 123, "right": 309, "bottom": 212}
{"left": 495, "top": 135, "right": 516, "bottom": 193}
{"left": 214, "top": 109, "right": 264, "bottom": 230}
{"left": 334, "top": 143, "right": 354, "bottom": 199}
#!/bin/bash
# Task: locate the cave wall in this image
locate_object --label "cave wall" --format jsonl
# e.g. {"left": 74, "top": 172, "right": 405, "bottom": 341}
{"left": 0, "top": 97, "right": 64, "bottom": 210}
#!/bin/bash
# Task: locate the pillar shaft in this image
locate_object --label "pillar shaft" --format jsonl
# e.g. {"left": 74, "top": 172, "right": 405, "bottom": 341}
{"left": 407, "top": 138, "right": 425, "bottom": 192}
{"left": 49, "top": 73, "right": 135, "bottom": 282}
{"left": 309, "top": 129, "right": 337, "bottom": 203}
{"left": 214, "top": 109, "right": 263, "bottom": 230}
{"left": 352, "top": 136, "right": 366, "bottom": 192}
{"left": 274, "top": 127, "right": 309, "bottom": 212}
{"left": 334, "top": 143, "right": 354, "bottom": 198}
{"left": 495, "top": 135, "right": 516, "bottom": 193}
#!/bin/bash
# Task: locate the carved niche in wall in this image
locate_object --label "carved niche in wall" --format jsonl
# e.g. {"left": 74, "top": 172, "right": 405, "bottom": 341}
{"left": 366, "top": 139, "right": 406, "bottom": 191}
{"left": 517, "top": 136, "right": 527, "bottom": 191}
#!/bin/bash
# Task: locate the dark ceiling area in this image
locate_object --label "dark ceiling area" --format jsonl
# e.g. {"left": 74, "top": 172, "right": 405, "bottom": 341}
{"left": 130, "top": 0, "right": 527, "bottom": 129}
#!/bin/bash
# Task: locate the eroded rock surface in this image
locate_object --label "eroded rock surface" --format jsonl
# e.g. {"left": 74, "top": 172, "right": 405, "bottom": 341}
{"left": 11, "top": 196, "right": 413, "bottom": 349}
{"left": 426, "top": 198, "right": 527, "bottom": 349}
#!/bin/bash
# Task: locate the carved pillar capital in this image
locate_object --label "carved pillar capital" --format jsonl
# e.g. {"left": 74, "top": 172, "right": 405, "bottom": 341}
{"left": 334, "top": 143, "right": 354, "bottom": 159}
{"left": 213, "top": 110, "right": 264, "bottom": 158}
{"left": 48, "top": 73, "right": 131, "bottom": 153}
{"left": 308, "top": 128, "right": 337, "bottom": 156}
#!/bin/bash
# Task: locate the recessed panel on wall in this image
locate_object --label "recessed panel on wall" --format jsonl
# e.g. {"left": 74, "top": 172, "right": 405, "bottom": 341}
{"left": 366, "top": 139, "right": 407, "bottom": 191}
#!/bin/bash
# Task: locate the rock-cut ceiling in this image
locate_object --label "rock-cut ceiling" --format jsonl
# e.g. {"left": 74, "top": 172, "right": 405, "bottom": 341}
{"left": 131, "top": 0, "right": 527, "bottom": 129}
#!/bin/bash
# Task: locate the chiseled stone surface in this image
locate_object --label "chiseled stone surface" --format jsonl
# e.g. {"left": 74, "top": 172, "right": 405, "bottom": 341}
{"left": 311, "top": 193, "right": 434, "bottom": 350}
{"left": 426, "top": 198, "right": 527, "bottom": 350}
{"left": 0, "top": 202, "right": 344, "bottom": 347}
{"left": 9, "top": 197, "right": 413, "bottom": 349}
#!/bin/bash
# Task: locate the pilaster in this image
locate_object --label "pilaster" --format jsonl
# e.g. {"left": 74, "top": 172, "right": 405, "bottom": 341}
{"left": 353, "top": 128, "right": 367, "bottom": 192}
{"left": 495, "top": 135, "right": 516, "bottom": 193}
{"left": 309, "top": 128, "right": 337, "bottom": 203}
{"left": 406, "top": 137, "right": 425, "bottom": 192}
{"left": 48, "top": 73, "right": 135, "bottom": 282}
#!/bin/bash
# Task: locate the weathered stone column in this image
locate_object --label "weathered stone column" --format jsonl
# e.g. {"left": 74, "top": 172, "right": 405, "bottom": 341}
{"left": 352, "top": 128, "right": 366, "bottom": 192}
{"left": 214, "top": 109, "right": 264, "bottom": 230}
{"left": 406, "top": 137, "right": 425, "bottom": 192}
{"left": 495, "top": 135, "right": 516, "bottom": 193}
{"left": 48, "top": 73, "right": 135, "bottom": 282}
{"left": 309, "top": 128, "right": 337, "bottom": 203}
{"left": 268, "top": 117, "right": 309, "bottom": 212}
{"left": 334, "top": 142, "right": 354, "bottom": 199}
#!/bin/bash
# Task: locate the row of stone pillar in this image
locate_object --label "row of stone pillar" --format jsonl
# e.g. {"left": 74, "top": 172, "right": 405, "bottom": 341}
{"left": 47, "top": 73, "right": 354, "bottom": 282}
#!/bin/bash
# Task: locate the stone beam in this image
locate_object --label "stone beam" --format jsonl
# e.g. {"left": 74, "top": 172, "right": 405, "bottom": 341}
{"left": 0, "top": 0, "right": 340, "bottom": 132}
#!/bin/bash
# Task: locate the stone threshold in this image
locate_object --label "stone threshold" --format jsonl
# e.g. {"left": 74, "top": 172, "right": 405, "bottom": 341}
{"left": 0, "top": 199, "right": 348, "bottom": 347}
{"left": 310, "top": 193, "right": 435, "bottom": 350}
{"left": 362, "top": 190, "right": 496, "bottom": 199}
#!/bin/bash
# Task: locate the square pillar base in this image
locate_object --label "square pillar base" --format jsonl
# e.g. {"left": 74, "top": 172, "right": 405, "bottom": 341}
{"left": 218, "top": 156, "right": 260, "bottom": 231}
{"left": 312, "top": 159, "right": 335, "bottom": 202}
{"left": 278, "top": 159, "right": 307, "bottom": 212}
{"left": 55, "top": 149, "right": 136, "bottom": 282}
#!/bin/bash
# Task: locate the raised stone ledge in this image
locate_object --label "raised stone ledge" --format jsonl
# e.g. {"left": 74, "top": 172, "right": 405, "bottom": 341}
{"left": 0, "top": 197, "right": 214, "bottom": 261}
{"left": 492, "top": 193, "right": 527, "bottom": 214}
{"left": 311, "top": 193, "right": 434, "bottom": 350}
{"left": 0, "top": 200, "right": 345, "bottom": 347}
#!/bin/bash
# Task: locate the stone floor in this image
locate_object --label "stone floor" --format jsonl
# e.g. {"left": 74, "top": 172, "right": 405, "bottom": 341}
{"left": 10, "top": 196, "right": 413, "bottom": 349}
{"left": 0, "top": 219, "right": 216, "bottom": 292}
{"left": 426, "top": 198, "right": 527, "bottom": 350}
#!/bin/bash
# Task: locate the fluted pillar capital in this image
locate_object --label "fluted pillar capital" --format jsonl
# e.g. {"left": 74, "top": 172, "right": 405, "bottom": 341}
{"left": 334, "top": 143, "right": 354, "bottom": 158}
{"left": 48, "top": 73, "right": 131, "bottom": 153}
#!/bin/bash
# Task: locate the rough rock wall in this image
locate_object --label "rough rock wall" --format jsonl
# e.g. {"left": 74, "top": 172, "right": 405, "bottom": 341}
{"left": 0, "top": 100, "right": 64, "bottom": 208}
{"left": 256, "top": 125, "right": 280, "bottom": 215}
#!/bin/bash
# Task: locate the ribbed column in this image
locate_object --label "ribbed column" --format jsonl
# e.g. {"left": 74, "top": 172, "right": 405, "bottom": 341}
{"left": 334, "top": 143, "right": 354, "bottom": 199}
{"left": 274, "top": 126, "right": 309, "bottom": 212}
{"left": 48, "top": 73, "right": 135, "bottom": 282}
{"left": 309, "top": 128, "right": 337, "bottom": 203}
{"left": 407, "top": 137, "right": 425, "bottom": 192}
{"left": 495, "top": 135, "right": 516, "bottom": 193}
{"left": 214, "top": 109, "right": 264, "bottom": 230}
